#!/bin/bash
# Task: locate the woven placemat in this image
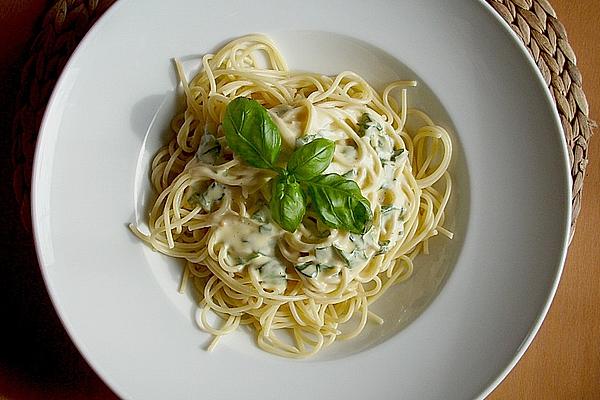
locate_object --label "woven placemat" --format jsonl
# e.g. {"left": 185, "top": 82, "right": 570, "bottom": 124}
{"left": 11, "top": 0, "right": 115, "bottom": 229}
{"left": 487, "top": 0, "right": 594, "bottom": 241}
{"left": 11, "top": 0, "right": 593, "bottom": 241}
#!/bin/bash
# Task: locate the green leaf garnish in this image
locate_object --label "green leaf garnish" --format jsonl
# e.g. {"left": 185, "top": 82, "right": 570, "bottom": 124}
{"left": 222, "top": 97, "right": 281, "bottom": 169}
{"left": 391, "top": 148, "right": 405, "bottom": 161}
{"left": 269, "top": 173, "right": 306, "bottom": 232}
{"left": 305, "top": 174, "right": 372, "bottom": 234}
{"left": 358, "top": 112, "right": 382, "bottom": 134}
{"left": 223, "top": 99, "right": 372, "bottom": 233}
{"left": 287, "top": 138, "right": 335, "bottom": 181}
{"left": 295, "top": 262, "right": 319, "bottom": 278}
{"left": 196, "top": 134, "right": 222, "bottom": 164}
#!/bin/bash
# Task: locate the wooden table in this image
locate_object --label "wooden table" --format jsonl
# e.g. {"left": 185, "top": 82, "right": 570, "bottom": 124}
{"left": 489, "top": 2, "right": 600, "bottom": 398}
{"left": 0, "top": 1, "right": 598, "bottom": 398}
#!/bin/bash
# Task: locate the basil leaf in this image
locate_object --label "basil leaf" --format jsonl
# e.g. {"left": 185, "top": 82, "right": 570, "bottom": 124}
{"left": 333, "top": 245, "right": 367, "bottom": 268}
{"left": 381, "top": 204, "right": 399, "bottom": 214}
{"left": 196, "top": 134, "right": 222, "bottom": 164}
{"left": 222, "top": 97, "right": 281, "bottom": 169}
{"left": 375, "top": 240, "right": 391, "bottom": 256}
{"left": 287, "top": 138, "right": 335, "bottom": 181}
{"left": 305, "top": 174, "right": 372, "bottom": 234}
{"left": 270, "top": 174, "right": 306, "bottom": 232}
{"left": 295, "top": 261, "right": 334, "bottom": 278}
{"left": 391, "top": 148, "right": 405, "bottom": 161}
{"left": 295, "top": 262, "right": 319, "bottom": 278}
{"left": 358, "top": 112, "right": 382, "bottom": 134}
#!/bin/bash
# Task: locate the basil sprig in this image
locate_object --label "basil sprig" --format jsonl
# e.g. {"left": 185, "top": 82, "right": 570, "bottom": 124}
{"left": 222, "top": 97, "right": 372, "bottom": 233}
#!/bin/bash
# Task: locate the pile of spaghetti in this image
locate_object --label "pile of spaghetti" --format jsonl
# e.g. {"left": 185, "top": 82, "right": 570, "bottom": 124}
{"left": 130, "top": 35, "right": 452, "bottom": 358}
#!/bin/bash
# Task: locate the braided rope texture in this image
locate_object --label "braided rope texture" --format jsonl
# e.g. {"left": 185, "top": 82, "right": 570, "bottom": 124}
{"left": 11, "top": 0, "right": 115, "bottom": 230}
{"left": 487, "top": 0, "right": 594, "bottom": 240}
{"left": 12, "top": 0, "right": 593, "bottom": 240}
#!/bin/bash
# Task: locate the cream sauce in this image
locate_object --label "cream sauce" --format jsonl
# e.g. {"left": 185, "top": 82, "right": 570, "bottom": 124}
{"left": 212, "top": 213, "right": 287, "bottom": 293}
{"left": 207, "top": 105, "right": 410, "bottom": 293}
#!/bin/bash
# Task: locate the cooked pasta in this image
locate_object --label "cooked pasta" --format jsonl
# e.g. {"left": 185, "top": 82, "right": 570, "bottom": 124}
{"left": 130, "top": 34, "right": 453, "bottom": 358}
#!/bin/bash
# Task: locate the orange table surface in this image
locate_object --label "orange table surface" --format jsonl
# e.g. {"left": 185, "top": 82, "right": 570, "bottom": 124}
{"left": 0, "top": 1, "right": 598, "bottom": 399}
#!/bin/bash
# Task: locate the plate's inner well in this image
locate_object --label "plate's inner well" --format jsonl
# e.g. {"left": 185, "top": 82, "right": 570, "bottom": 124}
{"left": 133, "top": 31, "right": 469, "bottom": 360}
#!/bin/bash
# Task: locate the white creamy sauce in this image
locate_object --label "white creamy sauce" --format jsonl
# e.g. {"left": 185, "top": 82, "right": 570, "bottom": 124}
{"left": 185, "top": 181, "right": 228, "bottom": 212}
{"left": 363, "top": 126, "right": 394, "bottom": 162}
{"left": 198, "top": 182, "right": 226, "bottom": 212}
{"left": 195, "top": 133, "right": 222, "bottom": 164}
{"left": 269, "top": 105, "right": 306, "bottom": 151}
{"left": 205, "top": 106, "right": 411, "bottom": 293}
{"left": 256, "top": 259, "right": 287, "bottom": 292}
{"left": 213, "top": 214, "right": 279, "bottom": 259}
{"left": 212, "top": 213, "right": 287, "bottom": 293}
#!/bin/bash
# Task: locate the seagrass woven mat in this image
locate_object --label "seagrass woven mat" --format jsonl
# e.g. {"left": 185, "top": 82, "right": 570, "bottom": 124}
{"left": 11, "top": 0, "right": 594, "bottom": 241}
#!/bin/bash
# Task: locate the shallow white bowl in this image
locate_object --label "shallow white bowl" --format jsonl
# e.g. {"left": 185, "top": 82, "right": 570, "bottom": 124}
{"left": 32, "top": 0, "right": 571, "bottom": 399}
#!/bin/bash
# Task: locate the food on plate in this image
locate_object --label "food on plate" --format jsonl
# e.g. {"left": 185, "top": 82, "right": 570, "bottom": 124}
{"left": 130, "top": 35, "right": 453, "bottom": 358}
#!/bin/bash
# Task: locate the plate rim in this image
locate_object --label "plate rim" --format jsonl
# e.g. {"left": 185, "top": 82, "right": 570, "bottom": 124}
{"left": 472, "top": 1, "right": 572, "bottom": 398}
{"left": 30, "top": 0, "right": 573, "bottom": 399}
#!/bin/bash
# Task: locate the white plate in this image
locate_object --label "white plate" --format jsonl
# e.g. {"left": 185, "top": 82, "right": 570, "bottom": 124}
{"left": 32, "top": 0, "right": 571, "bottom": 399}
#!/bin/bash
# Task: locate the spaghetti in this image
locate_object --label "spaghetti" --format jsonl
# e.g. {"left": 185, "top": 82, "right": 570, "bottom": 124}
{"left": 130, "top": 35, "right": 453, "bottom": 358}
